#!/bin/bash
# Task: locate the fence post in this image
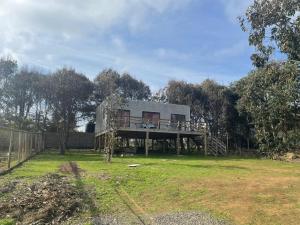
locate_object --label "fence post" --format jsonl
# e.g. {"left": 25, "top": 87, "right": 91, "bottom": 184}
{"left": 23, "top": 132, "right": 26, "bottom": 161}
{"left": 18, "top": 132, "right": 21, "bottom": 162}
{"left": 42, "top": 133, "right": 45, "bottom": 151}
{"left": 7, "top": 130, "right": 13, "bottom": 169}
{"left": 30, "top": 133, "right": 33, "bottom": 155}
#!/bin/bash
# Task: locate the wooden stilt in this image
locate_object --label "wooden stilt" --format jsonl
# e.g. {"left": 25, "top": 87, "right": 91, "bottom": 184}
{"left": 187, "top": 138, "right": 190, "bottom": 153}
{"left": 152, "top": 139, "right": 154, "bottom": 150}
{"left": 99, "top": 135, "right": 102, "bottom": 150}
{"left": 204, "top": 132, "right": 208, "bottom": 156}
{"left": 176, "top": 133, "right": 180, "bottom": 155}
{"left": 145, "top": 131, "right": 149, "bottom": 157}
{"left": 111, "top": 132, "right": 115, "bottom": 158}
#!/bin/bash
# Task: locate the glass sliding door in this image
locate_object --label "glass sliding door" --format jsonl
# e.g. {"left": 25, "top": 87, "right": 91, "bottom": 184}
{"left": 142, "top": 111, "right": 160, "bottom": 129}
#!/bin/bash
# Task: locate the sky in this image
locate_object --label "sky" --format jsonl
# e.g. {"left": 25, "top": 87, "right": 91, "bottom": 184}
{"left": 0, "top": 0, "right": 254, "bottom": 91}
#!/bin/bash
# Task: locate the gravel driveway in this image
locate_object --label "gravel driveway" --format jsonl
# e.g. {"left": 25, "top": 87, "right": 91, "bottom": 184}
{"left": 154, "top": 212, "right": 230, "bottom": 225}
{"left": 92, "top": 211, "right": 231, "bottom": 225}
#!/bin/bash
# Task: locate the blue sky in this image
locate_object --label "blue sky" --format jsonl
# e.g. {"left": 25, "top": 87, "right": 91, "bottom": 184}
{"left": 0, "top": 0, "right": 254, "bottom": 91}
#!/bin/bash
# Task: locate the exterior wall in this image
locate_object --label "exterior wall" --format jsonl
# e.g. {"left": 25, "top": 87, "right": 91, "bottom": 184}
{"left": 95, "top": 101, "right": 108, "bottom": 134}
{"left": 95, "top": 100, "right": 190, "bottom": 134}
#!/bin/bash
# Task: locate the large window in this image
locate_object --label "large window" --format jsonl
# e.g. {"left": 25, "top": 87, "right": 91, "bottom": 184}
{"left": 117, "top": 110, "right": 130, "bottom": 128}
{"left": 142, "top": 111, "right": 160, "bottom": 128}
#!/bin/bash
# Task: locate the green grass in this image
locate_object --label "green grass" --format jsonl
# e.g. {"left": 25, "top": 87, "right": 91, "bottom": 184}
{"left": 0, "top": 219, "right": 15, "bottom": 225}
{"left": 1, "top": 150, "right": 300, "bottom": 225}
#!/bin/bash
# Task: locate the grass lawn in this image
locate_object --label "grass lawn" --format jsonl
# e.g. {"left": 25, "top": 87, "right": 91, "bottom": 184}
{"left": 0, "top": 150, "right": 300, "bottom": 225}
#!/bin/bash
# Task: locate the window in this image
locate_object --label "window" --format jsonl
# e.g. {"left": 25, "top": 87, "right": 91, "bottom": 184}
{"left": 171, "top": 114, "right": 186, "bottom": 123}
{"left": 117, "top": 110, "right": 130, "bottom": 128}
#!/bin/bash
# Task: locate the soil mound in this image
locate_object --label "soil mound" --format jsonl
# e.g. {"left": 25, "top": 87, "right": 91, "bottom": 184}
{"left": 59, "top": 161, "right": 83, "bottom": 176}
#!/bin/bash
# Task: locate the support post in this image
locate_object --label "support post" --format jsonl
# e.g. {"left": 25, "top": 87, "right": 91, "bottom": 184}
{"left": 176, "top": 133, "right": 180, "bottom": 155}
{"left": 98, "top": 136, "right": 101, "bottom": 151}
{"left": 226, "top": 132, "right": 229, "bottom": 153}
{"left": 135, "top": 138, "right": 138, "bottom": 152}
{"left": 94, "top": 136, "right": 97, "bottom": 151}
{"left": 110, "top": 132, "right": 115, "bottom": 159}
{"left": 7, "top": 130, "right": 13, "bottom": 169}
{"left": 187, "top": 138, "right": 190, "bottom": 154}
{"left": 204, "top": 132, "right": 208, "bottom": 156}
{"left": 145, "top": 131, "right": 149, "bottom": 157}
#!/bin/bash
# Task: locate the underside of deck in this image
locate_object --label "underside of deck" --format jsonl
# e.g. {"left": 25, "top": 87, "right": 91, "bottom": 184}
{"left": 95, "top": 128, "right": 207, "bottom": 156}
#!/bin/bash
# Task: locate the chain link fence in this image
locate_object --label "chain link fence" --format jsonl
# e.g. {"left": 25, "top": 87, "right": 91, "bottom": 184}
{"left": 0, "top": 126, "right": 44, "bottom": 174}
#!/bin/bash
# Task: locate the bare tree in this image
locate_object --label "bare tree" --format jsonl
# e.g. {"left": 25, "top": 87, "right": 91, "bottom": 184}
{"left": 103, "top": 94, "right": 126, "bottom": 162}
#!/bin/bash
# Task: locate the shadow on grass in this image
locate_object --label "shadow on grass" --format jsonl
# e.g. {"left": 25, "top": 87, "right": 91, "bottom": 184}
{"left": 63, "top": 161, "right": 100, "bottom": 216}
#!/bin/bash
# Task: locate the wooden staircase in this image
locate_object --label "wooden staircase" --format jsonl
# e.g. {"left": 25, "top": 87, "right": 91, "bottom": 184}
{"left": 191, "top": 135, "right": 227, "bottom": 156}
{"left": 207, "top": 136, "right": 227, "bottom": 156}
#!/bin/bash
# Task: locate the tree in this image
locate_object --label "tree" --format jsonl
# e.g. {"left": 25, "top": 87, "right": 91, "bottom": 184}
{"left": 4, "top": 68, "right": 44, "bottom": 129}
{"left": 236, "top": 62, "right": 300, "bottom": 155}
{"left": 119, "top": 73, "right": 151, "bottom": 100}
{"left": 102, "top": 94, "right": 126, "bottom": 162}
{"left": 0, "top": 56, "right": 18, "bottom": 124}
{"left": 94, "top": 69, "right": 120, "bottom": 104}
{"left": 165, "top": 79, "right": 241, "bottom": 147}
{"left": 94, "top": 69, "right": 151, "bottom": 103}
{"left": 239, "top": 0, "right": 300, "bottom": 67}
{"left": 92, "top": 69, "right": 151, "bottom": 123}
{"left": 151, "top": 88, "right": 168, "bottom": 103}
{"left": 48, "top": 68, "right": 93, "bottom": 154}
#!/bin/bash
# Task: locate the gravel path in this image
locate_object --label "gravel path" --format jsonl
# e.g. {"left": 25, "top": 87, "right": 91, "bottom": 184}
{"left": 154, "top": 212, "right": 230, "bottom": 225}
{"left": 91, "top": 211, "right": 231, "bottom": 225}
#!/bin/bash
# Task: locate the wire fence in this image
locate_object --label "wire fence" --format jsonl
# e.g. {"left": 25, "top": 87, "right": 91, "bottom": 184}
{"left": 0, "top": 126, "right": 44, "bottom": 174}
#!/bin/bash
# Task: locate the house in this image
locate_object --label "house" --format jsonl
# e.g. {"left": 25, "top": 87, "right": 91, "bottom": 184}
{"left": 95, "top": 99, "right": 226, "bottom": 155}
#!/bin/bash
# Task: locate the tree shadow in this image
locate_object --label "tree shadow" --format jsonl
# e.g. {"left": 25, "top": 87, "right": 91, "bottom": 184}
{"left": 64, "top": 162, "right": 100, "bottom": 216}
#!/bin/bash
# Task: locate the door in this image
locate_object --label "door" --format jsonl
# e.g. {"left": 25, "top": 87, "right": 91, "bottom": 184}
{"left": 142, "top": 111, "right": 160, "bottom": 128}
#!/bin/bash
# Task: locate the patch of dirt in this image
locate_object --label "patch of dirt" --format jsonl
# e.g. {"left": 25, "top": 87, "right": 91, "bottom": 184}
{"left": 98, "top": 172, "right": 111, "bottom": 181}
{"left": 0, "top": 173, "right": 83, "bottom": 225}
{"left": 273, "top": 152, "right": 300, "bottom": 162}
{"left": 59, "top": 161, "right": 83, "bottom": 176}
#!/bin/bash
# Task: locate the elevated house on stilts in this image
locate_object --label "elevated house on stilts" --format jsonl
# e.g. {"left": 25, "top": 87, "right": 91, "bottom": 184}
{"left": 95, "top": 99, "right": 226, "bottom": 156}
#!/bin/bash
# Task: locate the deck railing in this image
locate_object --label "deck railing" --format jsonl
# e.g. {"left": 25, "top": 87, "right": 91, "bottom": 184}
{"left": 114, "top": 116, "right": 206, "bottom": 132}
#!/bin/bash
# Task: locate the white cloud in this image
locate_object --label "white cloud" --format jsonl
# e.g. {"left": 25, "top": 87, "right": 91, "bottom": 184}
{"left": 0, "top": 0, "right": 193, "bottom": 72}
{"left": 0, "top": 0, "right": 245, "bottom": 91}
{"left": 154, "top": 48, "right": 190, "bottom": 61}
{"left": 0, "top": 0, "right": 192, "bottom": 40}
